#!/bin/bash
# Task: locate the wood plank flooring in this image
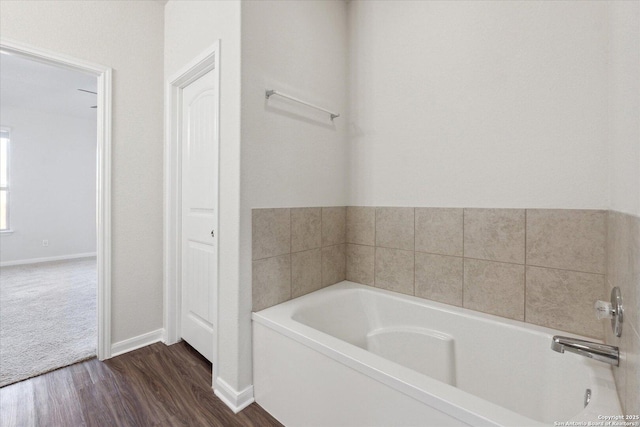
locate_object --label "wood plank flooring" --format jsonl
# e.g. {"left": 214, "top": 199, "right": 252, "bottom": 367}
{"left": 0, "top": 341, "right": 283, "bottom": 427}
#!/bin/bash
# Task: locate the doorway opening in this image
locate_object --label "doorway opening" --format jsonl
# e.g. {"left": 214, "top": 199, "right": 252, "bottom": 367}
{"left": 0, "top": 39, "right": 112, "bottom": 386}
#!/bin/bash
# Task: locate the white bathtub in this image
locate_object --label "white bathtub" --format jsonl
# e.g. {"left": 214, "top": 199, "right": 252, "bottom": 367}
{"left": 252, "top": 281, "right": 622, "bottom": 427}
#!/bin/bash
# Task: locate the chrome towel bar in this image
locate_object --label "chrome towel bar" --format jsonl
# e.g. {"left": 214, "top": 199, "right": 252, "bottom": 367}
{"left": 265, "top": 89, "right": 340, "bottom": 120}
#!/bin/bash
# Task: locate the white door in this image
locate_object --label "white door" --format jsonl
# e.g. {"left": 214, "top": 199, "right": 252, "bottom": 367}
{"left": 180, "top": 68, "right": 219, "bottom": 362}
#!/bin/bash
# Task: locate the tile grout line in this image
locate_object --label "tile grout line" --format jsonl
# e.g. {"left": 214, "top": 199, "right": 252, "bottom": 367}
{"left": 413, "top": 207, "right": 416, "bottom": 296}
{"left": 603, "top": 210, "right": 608, "bottom": 282}
{"left": 345, "top": 207, "right": 348, "bottom": 282}
{"left": 320, "top": 207, "right": 324, "bottom": 288}
{"left": 290, "top": 246, "right": 323, "bottom": 255}
{"left": 343, "top": 207, "right": 347, "bottom": 282}
{"left": 289, "top": 208, "right": 292, "bottom": 300}
{"left": 335, "top": 243, "right": 606, "bottom": 276}
{"left": 374, "top": 207, "right": 377, "bottom": 289}
{"left": 462, "top": 208, "right": 465, "bottom": 308}
{"left": 254, "top": 246, "right": 605, "bottom": 279}
{"left": 525, "top": 263, "right": 606, "bottom": 277}
{"left": 524, "top": 209, "right": 527, "bottom": 322}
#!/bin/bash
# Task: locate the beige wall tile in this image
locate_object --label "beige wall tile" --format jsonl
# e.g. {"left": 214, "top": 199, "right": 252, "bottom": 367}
{"left": 606, "top": 211, "right": 620, "bottom": 293}
{"left": 607, "top": 212, "right": 640, "bottom": 335}
{"left": 605, "top": 212, "right": 640, "bottom": 415}
{"left": 527, "top": 209, "right": 605, "bottom": 274}
{"left": 252, "top": 254, "right": 291, "bottom": 311}
{"left": 346, "top": 244, "right": 374, "bottom": 285}
{"left": 463, "top": 259, "right": 524, "bottom": 320}
{"left": 376, "top": 207, "right": 414, "bottom": 250}
{"left": 252, "top": 208, "right": 290, "bottom": 260}
{"left": 415, "top": 208, "right": 463, "bottom": 256}
{"left": 608, "top": 304, "right": 640, "bottom": 417}
{"left": 322, "top": 207, "right": 346, "bottom": 247}
{"left": 624, "top": 327, "right": 640, "bottom": 416}
{"left": 322, "top": 244, "right": 346, "bottom": 286}
{"left": 633, "top": 216, "right": 640, "bottom": 336}
{"left": 526, "top": 266, "right": 605, "bottom": 338}
{"left": 291, "top": 249, "right": 322, "bottom": 298}
{"left": 291, "top": 207, "right": 321, "bottom": 253}
{"left": 602, "top": 291, "right": 626, "bottom": 413}
{"left": 347, "top": 206, "right": 375, "bottom": 246}
{"left": 375, "top": 247, "right": 414, "bottom": 295}
{"left": 464, "top": 209, "right": 525, "bottom": 264}
{"left": 415, "top": 253, "right": 462, "bottom": 306}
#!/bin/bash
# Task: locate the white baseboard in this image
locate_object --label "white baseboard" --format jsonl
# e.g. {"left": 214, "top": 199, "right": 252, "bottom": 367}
{"left": 0, "top": 252, "right": 97, "bottom": 267}
{"left": 214, "top": 377, "right": 255, "bottom": 414}
{"left": 110, "top": 328, "right": 165, "bottom": 358}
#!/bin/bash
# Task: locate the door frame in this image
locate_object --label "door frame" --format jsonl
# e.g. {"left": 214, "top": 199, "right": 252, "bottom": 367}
{"left": 164, "top": 42, "right": 220, "bottom": 371}
{"left": 0, "top": 38, "right": 113, "bottom": 360}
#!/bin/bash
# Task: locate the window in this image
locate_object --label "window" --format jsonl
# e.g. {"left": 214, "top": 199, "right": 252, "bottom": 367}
{"left": 0, "top": 128, "right": 9, "bottom": 231}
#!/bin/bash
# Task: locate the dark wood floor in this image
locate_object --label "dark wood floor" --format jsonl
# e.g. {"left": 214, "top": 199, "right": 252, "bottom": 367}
{"left": 0, "top": 341, "right": 283, "bottom": 427}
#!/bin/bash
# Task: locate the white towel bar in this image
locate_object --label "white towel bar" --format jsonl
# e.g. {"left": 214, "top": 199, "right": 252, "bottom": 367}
{"left": 265, "top": 89, "right": 340, "bottom": 120}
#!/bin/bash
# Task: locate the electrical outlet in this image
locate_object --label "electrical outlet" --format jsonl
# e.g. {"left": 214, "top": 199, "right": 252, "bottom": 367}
{"left": 42, "top": 240, "right": 49, "bottom": 247}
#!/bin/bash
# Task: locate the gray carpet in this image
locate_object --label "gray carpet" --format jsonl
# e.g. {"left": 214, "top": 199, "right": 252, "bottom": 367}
{"left": 0, "top": 257, "right": 96, "bottom": 387}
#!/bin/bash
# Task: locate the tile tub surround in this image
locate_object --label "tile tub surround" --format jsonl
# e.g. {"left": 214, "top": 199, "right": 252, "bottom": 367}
{"left": 252, "top": 206, "right": 637, "bottom": 412}
{"left": 605, "top": 211, "right": 640, "bottom": 416}
{"left": 345, "top": 207, "right": 607, "bottom": 338}
{"left": 252, "top": 207, "right": 346, "bottom": 311}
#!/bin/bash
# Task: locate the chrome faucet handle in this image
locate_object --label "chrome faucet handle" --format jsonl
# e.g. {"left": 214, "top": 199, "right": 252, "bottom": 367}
{"left": 594, "top": 287, "right": 623, "bottom": 337}
{"left": 595, "top": 300, "right": 614, "bottom": 320}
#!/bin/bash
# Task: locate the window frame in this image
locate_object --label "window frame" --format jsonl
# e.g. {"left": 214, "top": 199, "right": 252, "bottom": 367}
{"left": 0, "top": 127, "right": 11, "bottom": 233}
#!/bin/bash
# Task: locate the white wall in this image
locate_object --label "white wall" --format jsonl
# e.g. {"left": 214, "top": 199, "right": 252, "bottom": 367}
{"left": 165, "top": 0, "right": 635, "bottom": 409}
{"left": 0, "top": 107, "right": 96, "bottom": 263}
{"left": 164, "top": 0, "right": 244, "bottom": 394}
{"left": 348, "top": 0, "right": 609, "bottom": 209}
{"left": 608, "top": 1, "right": 640, "bottom": 217}
{"left": 164, "top": 0, "right": 349, "bottom": 399}
{"left": 241, "top": 0, "right": 349, "bottom": 387}
{"left": 0, "top": 0, "right": 165, "bottom": 344}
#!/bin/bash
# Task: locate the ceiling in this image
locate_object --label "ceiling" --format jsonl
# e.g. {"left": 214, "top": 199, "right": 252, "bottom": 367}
{"left": 0, "top": 52, "right": 97, "bottom": 121}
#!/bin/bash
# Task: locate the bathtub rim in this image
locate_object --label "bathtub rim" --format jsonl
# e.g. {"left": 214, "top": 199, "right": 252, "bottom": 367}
{"left": 252, "top": 281, "right": 621, "bottom": 426}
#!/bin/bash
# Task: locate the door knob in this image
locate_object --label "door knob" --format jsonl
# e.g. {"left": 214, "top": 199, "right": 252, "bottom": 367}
{"left": 211, "top": 230, "right": 215, "bottom": 237}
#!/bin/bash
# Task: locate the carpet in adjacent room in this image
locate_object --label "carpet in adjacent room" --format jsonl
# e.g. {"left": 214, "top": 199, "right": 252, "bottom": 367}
{"left": 0, "top": 257, "right": 96, "bottom": 387}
